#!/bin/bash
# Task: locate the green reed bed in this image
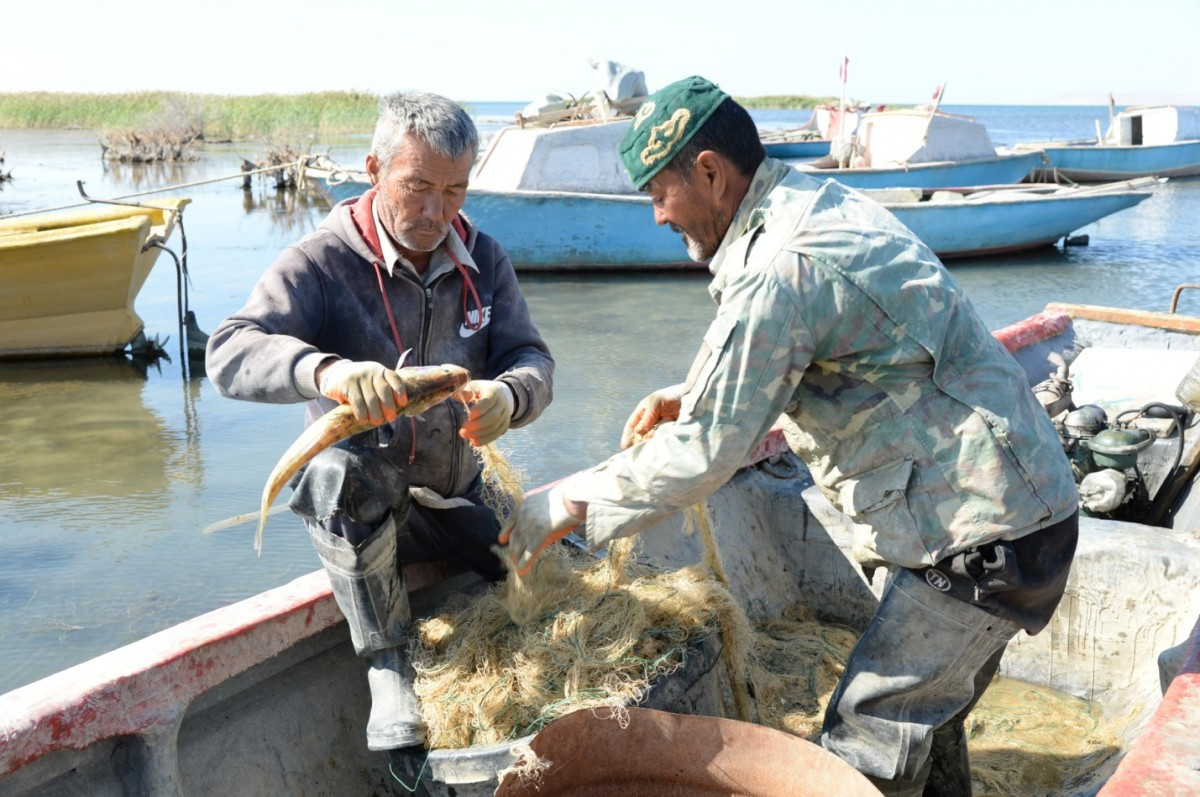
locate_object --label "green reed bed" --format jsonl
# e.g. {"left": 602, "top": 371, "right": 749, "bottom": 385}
{"left": 0, "top": 91, "right": 383, "bottom": 141}
{"left": 0, "top": 91, "right": 844, "bottom": 141}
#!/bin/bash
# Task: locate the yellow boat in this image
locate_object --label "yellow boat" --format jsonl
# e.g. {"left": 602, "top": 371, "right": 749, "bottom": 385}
{"left": 0, "top": 198, "right": 190, "bottom": 358}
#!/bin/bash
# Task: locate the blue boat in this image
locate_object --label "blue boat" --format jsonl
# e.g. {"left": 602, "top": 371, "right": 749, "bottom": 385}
{"left": 763, "top": 138, "right": 831, "bottom": 159}
{"left": 876, "top": 179, "right": 1158, "bottom": 259}
{"left": 306, "top": 120, "right": 697, "bottom": 271}
{"left": 304, "top": 121, "right": 1152, "bottom": 268}
{"left": 1015, "top": 105, "right": 1200, "bottom": 182}
{"left": 1040, "top": 141, "right": 1200, "bottom": 181}
{"left": 796, "top": 150, "right": 1044, "bottom": 190}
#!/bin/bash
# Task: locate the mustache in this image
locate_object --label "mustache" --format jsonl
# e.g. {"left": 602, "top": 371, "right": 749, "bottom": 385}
{"left": 404, "top": 220, "right": 448, "bottom": 234}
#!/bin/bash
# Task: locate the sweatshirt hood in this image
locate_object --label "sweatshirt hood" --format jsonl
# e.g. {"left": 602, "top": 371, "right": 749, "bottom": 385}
{"left": 320, "top": 193, "right": 479, "bottom": 262}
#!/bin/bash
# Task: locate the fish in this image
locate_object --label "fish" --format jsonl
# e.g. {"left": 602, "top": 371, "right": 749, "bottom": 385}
{"left": 253, "top": 362, "right": 471, "bottom": 553}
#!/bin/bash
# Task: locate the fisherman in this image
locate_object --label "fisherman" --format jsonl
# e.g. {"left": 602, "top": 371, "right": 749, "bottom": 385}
{"left": 501, "top": 76, "right": 1078, "bottom": 796}
{"left": 206, "top": 90, "right": 554, "bottom": 755}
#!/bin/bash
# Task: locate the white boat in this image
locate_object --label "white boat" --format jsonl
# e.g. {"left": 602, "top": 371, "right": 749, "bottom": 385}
{"left": 793, "top": 107, "right": 1045, "bottom": 189}
{"left": 4, "top": 294, "right": 1200, "bottom": 795}
{"left": 1012, "top": 105, "right": 1200, "bottom": 182}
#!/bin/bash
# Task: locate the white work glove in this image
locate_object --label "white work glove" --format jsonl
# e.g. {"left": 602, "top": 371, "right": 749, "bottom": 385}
{"left": 458, "top": 379, "right": 516, "bottom": 446}
{"left": 499, "top": 483, "right": 583, "bottom": 575}
{"left": 620, "top": 384, "right": 685, "bottom": 449}
{"left": 318, "top": 359, "right": 408, "bottom": 425}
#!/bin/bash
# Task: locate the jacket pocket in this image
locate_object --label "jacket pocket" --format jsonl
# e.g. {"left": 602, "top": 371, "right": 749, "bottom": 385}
{"left": 681, "top": 313, "right": 738, "bottom": 417}
{"left": 837, "top": 457, "right": 924, "bottom": 567}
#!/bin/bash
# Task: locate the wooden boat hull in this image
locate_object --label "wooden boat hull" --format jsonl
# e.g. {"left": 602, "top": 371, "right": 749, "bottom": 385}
{"left": 1030, "top": 139, "right": 1200, "bottom": 182}
{"left": 0, "top": 200, "right": 189, "bottom": 358}
{"left": 795, "top": 150, "right": 1044, "bottom": 190}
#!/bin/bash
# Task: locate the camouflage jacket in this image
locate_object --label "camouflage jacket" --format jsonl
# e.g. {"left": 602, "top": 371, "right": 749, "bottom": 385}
{"left": 569, "top": 158, "right": 1077, "bottom": 568}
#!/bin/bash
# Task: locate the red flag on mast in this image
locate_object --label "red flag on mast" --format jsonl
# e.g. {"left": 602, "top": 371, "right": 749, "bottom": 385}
{"left": 839, "top": 56, "right": 849, "bottom": 85}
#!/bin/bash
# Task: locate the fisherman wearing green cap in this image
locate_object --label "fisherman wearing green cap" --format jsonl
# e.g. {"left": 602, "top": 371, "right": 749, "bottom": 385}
{"left": 502, "top": 75, "right": 1078, "bottom": 796}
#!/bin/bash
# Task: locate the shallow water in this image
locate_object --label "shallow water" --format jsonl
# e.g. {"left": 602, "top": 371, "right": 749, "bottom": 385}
{"left": 1, "top": 105, "right": 1198, "bottom": 694}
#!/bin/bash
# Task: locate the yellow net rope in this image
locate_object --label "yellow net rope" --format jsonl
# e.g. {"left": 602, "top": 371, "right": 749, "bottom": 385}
{"left": 416, "top": 444, "right": 1121, "bottom": 793}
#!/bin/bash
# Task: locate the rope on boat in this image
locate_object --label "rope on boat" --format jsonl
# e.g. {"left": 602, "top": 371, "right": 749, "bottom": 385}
{"left": 0, "top": 158, "right": 312, "bottom": 219}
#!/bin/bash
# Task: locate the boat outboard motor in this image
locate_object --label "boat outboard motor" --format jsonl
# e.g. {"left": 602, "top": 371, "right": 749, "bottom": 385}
{"left": 1034, "top": 355, "right": 1195, "bottom": 520}
{"left": 1060, "top": 404, "right": 1106, "bottom": 483}
{"left": 1058, "top": 402, "right": 1192, "bottom": 519}
{"left": 1077, "top": 426, "right": 1155, "bottom": 514}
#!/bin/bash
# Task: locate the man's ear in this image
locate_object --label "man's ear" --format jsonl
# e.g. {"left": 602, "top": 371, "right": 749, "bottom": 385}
{"left": 693, "top": 150, "right": 726, "bottom": 199}
{"left": 365, "top": 154, "right": 381, "bottom": 187}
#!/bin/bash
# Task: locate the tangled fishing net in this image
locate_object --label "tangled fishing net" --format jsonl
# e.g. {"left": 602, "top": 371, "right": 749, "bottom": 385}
{"left": 417, "top": 443, "right": 1121, "bottom": 794}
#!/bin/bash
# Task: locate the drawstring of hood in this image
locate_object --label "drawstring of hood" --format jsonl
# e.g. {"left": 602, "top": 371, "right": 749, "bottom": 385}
{"left": 449, "top": 216, "right": 484, "bottom": 332}
{"left": 351, "top": 189, "right": 481, "bottom": 464}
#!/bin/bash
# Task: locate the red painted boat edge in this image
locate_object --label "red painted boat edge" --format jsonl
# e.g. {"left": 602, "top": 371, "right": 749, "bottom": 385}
{"left": 0, "top": 570, "right": 341, "bottom": 776}
{"left": 1098, "top": 613, "right": 1200, "bottom": 795}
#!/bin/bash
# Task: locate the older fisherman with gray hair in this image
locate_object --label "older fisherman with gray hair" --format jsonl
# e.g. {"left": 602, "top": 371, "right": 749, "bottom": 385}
{"left": 207, "top": 91, "right": 554, "bottom": 754}
{"left": 502, "top": 76, "right": 1077, "bottom": 796}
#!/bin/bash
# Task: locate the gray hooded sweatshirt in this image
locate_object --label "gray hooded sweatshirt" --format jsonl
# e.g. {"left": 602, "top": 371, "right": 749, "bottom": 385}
{"left": 205, "top": 193, "right": 554, "bottom": 499}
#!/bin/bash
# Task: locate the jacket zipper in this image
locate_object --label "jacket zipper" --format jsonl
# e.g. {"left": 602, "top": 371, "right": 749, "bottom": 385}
{"left": 420, "top": 277, "right": 466, "bottom": 496}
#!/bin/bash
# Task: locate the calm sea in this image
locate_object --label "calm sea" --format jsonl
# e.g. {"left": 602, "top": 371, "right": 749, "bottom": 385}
{"left": 1, "top": 104, "right": 1197, "bottom": 694}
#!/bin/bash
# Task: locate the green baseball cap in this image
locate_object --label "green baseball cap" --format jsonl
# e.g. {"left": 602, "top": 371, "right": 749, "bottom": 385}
{"left": 620, "top": 75, "right": 730, "bottom": 189}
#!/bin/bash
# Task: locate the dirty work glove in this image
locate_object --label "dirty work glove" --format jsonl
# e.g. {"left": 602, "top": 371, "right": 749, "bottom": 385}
{"left": 620, "top": 384, "right": 685, "bottom": 449}
{"left": 318, "top": 359, "right": 408, "bottom": 425}
{"left": 459, "top": 380, "right": 516, "bottom": 446}
{"left": 499, "top": 484, "right": 582, "bottom": 575}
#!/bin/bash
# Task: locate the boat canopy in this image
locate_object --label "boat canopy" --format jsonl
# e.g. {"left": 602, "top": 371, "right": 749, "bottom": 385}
{"left": 471, "top": 119, "right": 639, "bottom": 194}
{"left": 852, "top": 109, "right": 997, "bottom": 168}
{"left": 1105, "top": 105, "right": 1200, "bottom": 145}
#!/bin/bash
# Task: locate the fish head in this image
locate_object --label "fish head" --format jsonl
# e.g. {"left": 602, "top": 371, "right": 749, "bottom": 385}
{"left": 399, "top": 363, "right": 472, "bottom": 416}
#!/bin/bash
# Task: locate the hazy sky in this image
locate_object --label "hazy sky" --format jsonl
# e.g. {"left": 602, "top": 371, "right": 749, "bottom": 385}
{"left": 5, "top": 0, "right": 1197, "bottom": 105}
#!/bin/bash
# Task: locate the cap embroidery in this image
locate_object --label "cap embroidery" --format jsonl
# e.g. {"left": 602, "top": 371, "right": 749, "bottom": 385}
{"left": 640, "top": 108, "right": 691, "bottom": 167}
{"left": 633, "top": 100, "right": 657, "bottom": 130}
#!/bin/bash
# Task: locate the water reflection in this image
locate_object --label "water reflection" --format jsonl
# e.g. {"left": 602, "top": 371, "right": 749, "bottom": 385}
{"left": 239, "top": 184, "right": 324, "bottom": 238}
{"left": 102, "top": 159, "right": 191, "bottom": 193}
{"left": 0, "top": 358, "right": 177, "bottom": 498}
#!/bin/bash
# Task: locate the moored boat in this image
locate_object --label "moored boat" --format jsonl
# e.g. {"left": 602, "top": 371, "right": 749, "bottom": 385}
{"left": 1012, "top": 104, "right": 1200, "bottom": 182}
{"left": 307, "top": 149, "right": 1154, "bottom": 267}
{"left": 3, "top": 294, "right": 1200, "bottom": 795}
{"left": 760, "top": 102, "right": 877, "bottom": 161}
{"left": 760, "top": 132, "right": 831, "bottom": 160}
{"left": 0, "top": 199, "right": 190, "bottom": 358}
{"left": 793, "top": 107, "right": 1045, "bottom": 189}
{"left": 872, "top": 177, "right": 1159, "bottom": 259}
{"left": 305, "top": 120, "right": 699, "bottom": 271}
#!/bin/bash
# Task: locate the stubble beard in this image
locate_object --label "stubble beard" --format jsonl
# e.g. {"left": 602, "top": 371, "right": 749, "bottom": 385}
{"left": 393, "top": 221, "right": 449, "bottom": 253}
{"left": 685, "top": 235, "right": 712, "bottom": 262}
{"left": 672, "top": 223, "right": 718, "bottom": 262}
